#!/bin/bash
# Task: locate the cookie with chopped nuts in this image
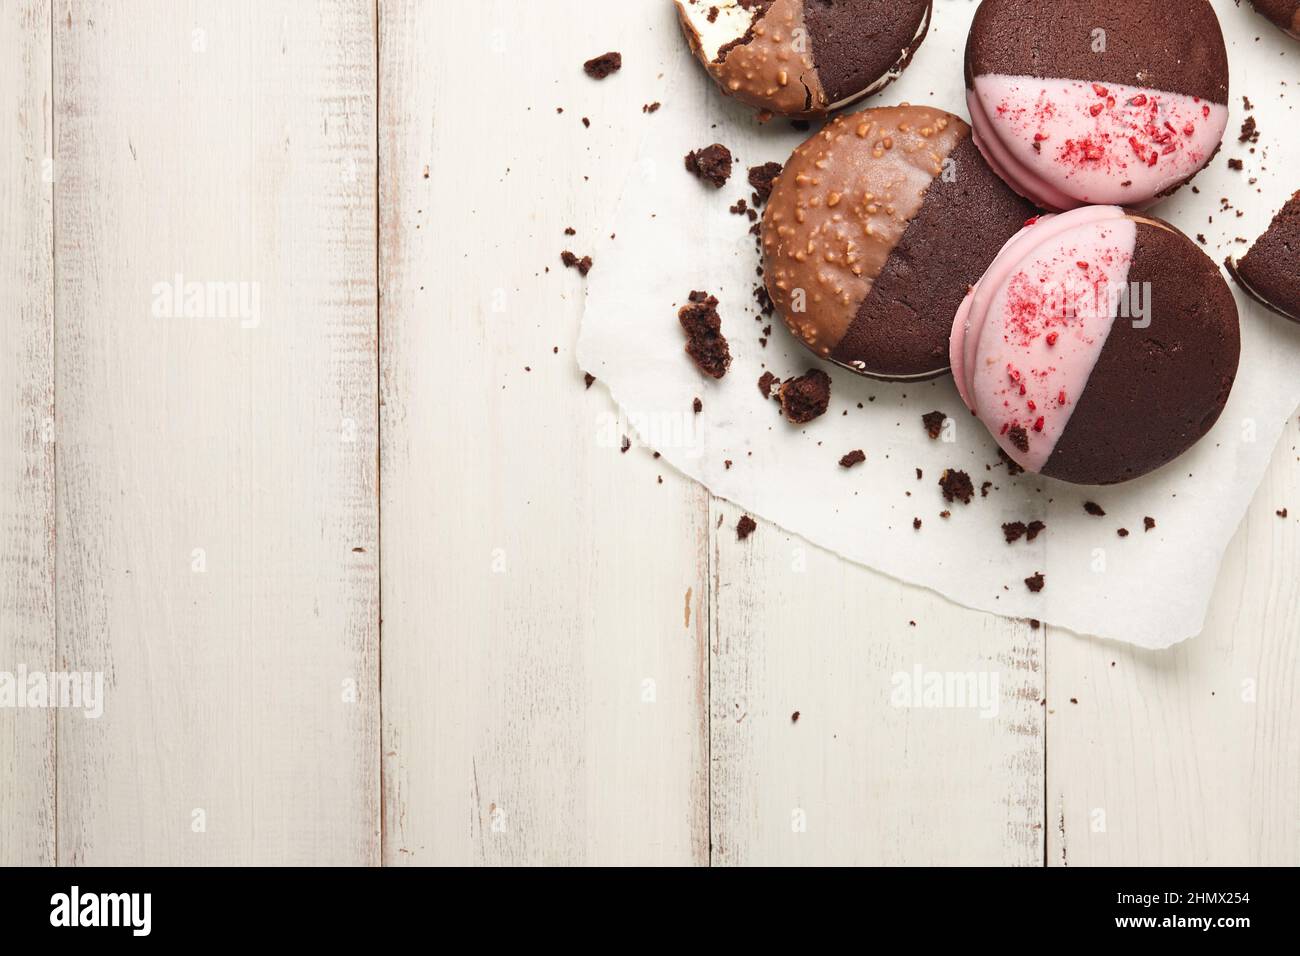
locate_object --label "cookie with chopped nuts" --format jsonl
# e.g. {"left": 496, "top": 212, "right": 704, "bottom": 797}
{"left": 674, "top": 0, "right": 931, "bottom": 118}
{"left": 762, "top": 105, "right": 1034, "bottom": 380}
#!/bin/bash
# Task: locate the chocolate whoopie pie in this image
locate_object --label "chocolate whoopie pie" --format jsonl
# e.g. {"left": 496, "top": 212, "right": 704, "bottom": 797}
{"left": 761, "top": 105, "right": 1036, "bottom": 380}
{"left": 1248, "top": 0, "right": 1300, "bottom": 39}
{"left": 965, "top": 0, "right": 1229, "bottom": 211}
{"left": 951, "top": 207, "right": 1240, "bottom": 485}
{"left": 1226, "top": 191, "right": 1300, "bottom": 323}
{"left": 675, "top": 0, "right": 931, "bottom": 118}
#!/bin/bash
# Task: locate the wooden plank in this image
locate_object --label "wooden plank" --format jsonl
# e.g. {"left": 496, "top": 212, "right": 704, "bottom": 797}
{"left": 53, "top": 0, "right": 379, "bottom": 864}
{"left": 0, "top": 0, "right": 55, "bottom": 867}
{"left": 710, "top": 502, "right": 1045, "bottom": 866}
{"left": 1047, "top": 413, "right": 1300, "bottom": 866}
{"left": 378, "top": 0, "right": 709, "bottom": 865}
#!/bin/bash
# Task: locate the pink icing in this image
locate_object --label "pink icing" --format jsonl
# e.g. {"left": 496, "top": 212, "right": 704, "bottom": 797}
{"left": 969, "top": 75, "right": 1228, "bottom": 211}
{"left": 954, "top": 206, "right": 1122, "bottom": 410}
{"left": 950, "top": 206, "right": 1136, "bottom": 473}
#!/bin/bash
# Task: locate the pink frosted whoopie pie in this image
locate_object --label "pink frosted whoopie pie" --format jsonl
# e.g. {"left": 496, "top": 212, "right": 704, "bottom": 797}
{"left": 951, "top": 207, "right": 1240, "bottom": 486}
{"left": 964, "top": 0, "right": 1229, "bottom": 211}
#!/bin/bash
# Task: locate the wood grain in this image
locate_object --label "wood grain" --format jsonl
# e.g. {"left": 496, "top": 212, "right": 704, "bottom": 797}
{"left": 377, "top": 0, "right": 710, "bottom": 865}
{"left": 0, "top": 0, "right": 1293, "bottom": 868}
{"left": 1047, "top": 412, "right": 1300, "bottom": 865}
{"left": 709, "top": 502, "right": 1045, "bottom": 865}
{"left": 0, "top": 0, "right": 55, "bottom": 867}
{"left": 53, "top": 0, "right": 379, "bottom": 864}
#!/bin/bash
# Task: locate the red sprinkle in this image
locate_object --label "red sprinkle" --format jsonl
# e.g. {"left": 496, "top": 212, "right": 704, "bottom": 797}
{"left": 1202, "top": 105, "right": 1211, "bottom": 118}
{"left": 1128, "top": 94, "right": 1147, "bottom": 107}
{"left": 1089, "top": 103, "right": 1103, "bottom": 117}
{"left": 1034, "top": 132, "right": 1049, "bottom": 141}
{"left": 1092, "top": 84, "right": 1109, "bottom": 97}
{"left": 1033, "top": 417, "right": 1045, "bottom": 432}
{"left": 1076, "top": 261, "right": 1090, "bottom": 270}
{"left": 1058, "top": 390, "right": 1068, "bottom": 406}
{"left": 1027, "top": 400, "right": 1037, "bottom": 411}
{"left": 1046, "top": 331, "right": 1059, "bottom": 347}
{"left": 1182, "top": 123, "right": 1195, "bottom": 136}
{"left": 1025, "top": 215, "right": 1041, "bottom": 227}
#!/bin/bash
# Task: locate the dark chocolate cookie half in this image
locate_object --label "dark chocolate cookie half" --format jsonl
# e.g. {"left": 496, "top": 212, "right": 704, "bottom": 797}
{"left": 761, "top": 104, "right": 1036, "bottom": 380}
{"left": 1226, "top": 190, "right": 1300, "bottom": 323}
{"left": 675, "top": 0, "right": 931, "bottom": 118}
{"left": 1248, "top": 0, "right": 1300, "bottom": 39}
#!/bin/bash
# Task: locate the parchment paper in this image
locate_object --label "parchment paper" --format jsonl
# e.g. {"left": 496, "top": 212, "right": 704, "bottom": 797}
{"left": 578, "top": 0, "right": 1300, "bottom": 647}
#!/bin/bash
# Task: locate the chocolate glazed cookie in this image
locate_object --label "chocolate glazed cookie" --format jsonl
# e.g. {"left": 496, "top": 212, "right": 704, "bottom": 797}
{"left": 965, "top": 0, "right": 1230, "bottom": 211}
{"left": 761, "top": 105, "right": 1036, "bottom": 380}
{"left": 1248, "top": 0, "right": 1300, "bottom": 39}
{"left": 952, "top": 207, "right": 1240, "bottom": 485}
{"left": 675, "top": 0, "right": 931, "bottom": 118}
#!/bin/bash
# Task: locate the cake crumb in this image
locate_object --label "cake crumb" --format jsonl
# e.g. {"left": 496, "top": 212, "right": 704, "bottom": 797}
{"left": 747, "top": 162, "right": 783, "bottom": 204}
{"left": 583, "top": 51, "right": 622, "bottom": 79}
{"left": 561, "top": 251, "right": 592, "bottom": 276}
{"left": 922, "top": 410, "right": 947, "bottom": 440}
{"left": 684, "top": 144, "right": 734, "bottom": 188}
{"left": 939, "top": 469, "right": 975, "bottom": 505}
{"left": 678, "top": 291, "right": 731, "bottom": 379}
{"left": 778, "top": 369, "right": 831, "bottom": 424}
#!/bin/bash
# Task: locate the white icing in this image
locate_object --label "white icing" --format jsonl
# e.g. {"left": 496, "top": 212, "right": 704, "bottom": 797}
{"left": 676, "top": 0, "right": 755, "bottom": 63}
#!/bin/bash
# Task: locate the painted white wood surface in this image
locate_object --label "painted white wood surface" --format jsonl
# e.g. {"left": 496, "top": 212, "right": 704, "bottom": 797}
{"left": 710, "top": 499, "right": 1045, "bottom": 866}
{"left": 0, "top": 0, "right": 1293, "bottom": 866}
{"left": 378, "top": 0, "right": 710, "bottom": 866}
{"left": 0, "top": 0, "right": 55, "bottom": 868}
{"left": 1047, "top": 413, "right": 1300, "bottom": 866}
{"left": 52, "top": 0, "right": 379, "bottom": 864}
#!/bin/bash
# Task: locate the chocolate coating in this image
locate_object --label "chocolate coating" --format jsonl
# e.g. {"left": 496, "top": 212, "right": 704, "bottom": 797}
{"left": 965, "top": 0, "right": 1229, "bottom": 105}
{"left": 832, "top": 134, "right": 1036, "bottom": 377}
{"left": 763, "top": 105, "right": 1035, "bottom": 379}
{"left": 1227, "top": 191, "right": 1300, "bottom": 323}
{"left": 1043, "top": 217, "right": 1240, "bottom": 485}
{"left": 675, "top": 0, "right": 930, "bottom": 117}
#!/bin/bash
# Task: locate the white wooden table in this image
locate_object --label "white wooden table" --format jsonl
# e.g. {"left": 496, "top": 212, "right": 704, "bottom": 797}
{"left": 1, "top": 0, "right": 1296, "bottom": 867}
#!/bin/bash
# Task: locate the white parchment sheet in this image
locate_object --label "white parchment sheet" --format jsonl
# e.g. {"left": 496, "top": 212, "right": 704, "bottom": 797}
{"left": 578, "top": 0, "right": 1300, "bottom": 647}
